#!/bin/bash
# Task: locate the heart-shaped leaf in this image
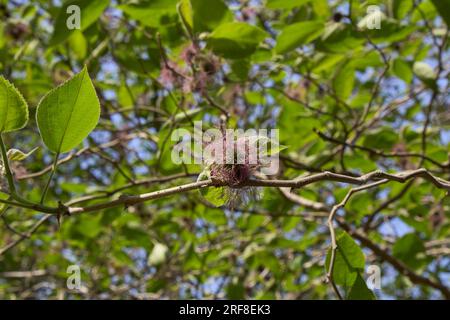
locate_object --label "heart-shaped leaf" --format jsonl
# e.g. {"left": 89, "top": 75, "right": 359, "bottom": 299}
{"left": 325, "top": 231, "right": 365, "bottom": 288}
{"left": 0, "top": 76, "right": 29, "bottom": 133}
{"left": 36, "top": 66, "right": 100, "bottom": 154}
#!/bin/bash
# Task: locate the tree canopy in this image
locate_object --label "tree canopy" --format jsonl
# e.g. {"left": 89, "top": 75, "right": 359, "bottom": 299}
{"left": 0, "top": 0, "right": 449, "bottom": 300}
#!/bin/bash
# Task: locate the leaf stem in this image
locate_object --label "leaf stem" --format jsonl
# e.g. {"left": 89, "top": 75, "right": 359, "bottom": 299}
{"left": 40, "top": 152, "right": 60, "bottom": 204}
{"left": 0, "top": 134, "right": 17, "bottom": 194}
{"left": 0, "top": 134, "right": 58, "bottom": 213}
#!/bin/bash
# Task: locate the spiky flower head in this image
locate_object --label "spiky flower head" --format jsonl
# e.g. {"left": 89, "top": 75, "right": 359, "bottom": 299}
{"left": 199, "top": 131, "right": 282, "bottom": 207}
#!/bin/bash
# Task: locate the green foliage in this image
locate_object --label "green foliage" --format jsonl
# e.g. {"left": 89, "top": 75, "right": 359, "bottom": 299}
{"left": 118, "top": 0, "right": 179, "bottom": 28}
{"left": 392, "top": 233, "right": 427, "bottom": 270}
{"left": 413, "top": 61, "right": 437, "bottom": 90}
{"left": 0, "top": 0, "right": 448, "bottom": 301}
{"left": 275, "top": 21, "right": 325, "bottom": 54}
{"left": 333, "top": 61, "right": 355, "bottom": 100}
{"left": 186, "top": 0, "right": 232, "bottom": 33}
{"left": 326, "top": 231, "right": 365, "bottom": 288}
{"left": 0, "top": 77, "right": 29, "bottom": 133}
{"left": 201, "top": 186, "right": 227, "bottom": 207}
{"left": 347, "top": 274, "right": 376, "bottom": 300}
{"left": 392, "top": 58, "right": 413, "bottom": 83}
{"left": 430, "top": 0, "right": 450, "bottom": 26}
{"left": 325, "top": 232, "right": 375, "bottom": 299}
{"left": 392, "top": 0, "right": 414, "bottom": 20}
{"left": 36, "top": 66, "right": 100, "bottom": 153}
{"left": 50, "top": 0, "right": 110, "bottom": 46}
{"left": 207, "top": 22, "right": 267, "bottom": 59}
{"left": 177, "top": 0, "right": 194, "bottom": 35}
{"left": 266, "top": 0, "right": 311, "bottom": 10}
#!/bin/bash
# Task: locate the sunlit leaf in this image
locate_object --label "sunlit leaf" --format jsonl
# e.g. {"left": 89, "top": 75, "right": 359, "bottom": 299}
{"left": 207, "top": 22, "right": 268, "bottom": 59}
{"left": 148, "top": 243, "right": 169, "bottom": 266}
{"left": 0, "top": 76, "right": 29, "bottom": 133}
{"left": 275, "top": 21, "right": 324, "bottom": 54}
{"left": 393, "top": 58, "right": 413, "bottom": 83}
{"left": 333, "top": 62, "right": 355, "bottom": 100}
{"left": 413, "top": 61, "right": 437, "bottom": 90}
{"left": 7, "top": 147, "right": 38, "bottom": 161}
{"left": 266, "top": 0, "right": 311, "bottom": 9}
{"left": 36, "top": 66, "right": 100, "bottom": 153}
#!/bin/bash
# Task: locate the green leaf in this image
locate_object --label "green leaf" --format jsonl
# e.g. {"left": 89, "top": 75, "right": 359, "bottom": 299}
{"left": 316, "top": 22, "right": 364, "bottom": 53}
{"left": 0, "top": 76, "right": 29, "bottom": 133}
{"left": 368, "top": 23, "right": 415, "bottom": 44}
{"left": 162, "top": 107, "right": 202, "bottom": 129}
{"left": 148, "top": 243, "right": 169, "bottom": 266}
{"left": 7, "top": 147, "right": 38, "bottom": 161}
{"left": 311, "top": 0, "right": 330, "bottom": 16}
{"left": 325, "top": 231, "right": 365, "bottom": 288}
{"left": 413, "top": 61, "right": 436, "bottom": 79}
{"left": 257, "top": 136, "right": 287, "bottom": 156}
{"left": 333, "top": 62, "right": 355, "bottom": 100}
{"left": 267, "top": 0, "right": 311, "bottom": 10}
{"left": 0, "top": 191, "right": 9, "bottom": 211}
{"left": 50, "top": 0, "right": 110, "bottom": 46}
{"left": 121, "top": 225, "right": 152, "bottom": 249}
{"left": 347, "top": 274, "right": 376, "bottom": 300}
{"left": 230, "top": 59, "right": 250, "bottom": 81}
{"left": 275, "top": 21, "right": 324, "bottom": 54}
{"left": 118, "top": 0, "right": 178, "bottom": 28}
{"left": 226, "top": 277, "right": 245, "bottom": 299}
{"left": 393, "top": 58, "right": 413, "bottom": 83}
{"left": 266, "top": 143, "right": 287, "bottom": 156}
{"left": 36, "top": 66, "right": 100, "bottom": 154}
{"left": 392, "top": 233, "right": 426, "bottom": 270}
{"left": 201, "top": 186, "right": 227, "bottom": 207}
{"left": 431, "top": 0, "right": 450, "bottom": 26}
{"left": 75, "top": 215, "right": 103, "bottom": 238}
{"left": 392, "top": 0, "right": 413, "bottom": 20}
{"left": 311, "top": 54, "right": 346, "bottom": 73}
{"left": 190, "top": 0, "right": 232, "bottom": 33}
{"left": 197, "top": 170, "right": 228, "bottom": 207}
{"left": 68, "top": 30, "right": 87, "bottom": 60}
{"left": 207, "top": 22, "right": 268, "bottom": 59}
{"left": 413, "top": 61, "right": 437, "bottom": 90}
{"left": 363, "top": 127, "right": 398, "bottom": 151}
{"left": 177, "top": 0, "right": 194, "bottom": 36}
